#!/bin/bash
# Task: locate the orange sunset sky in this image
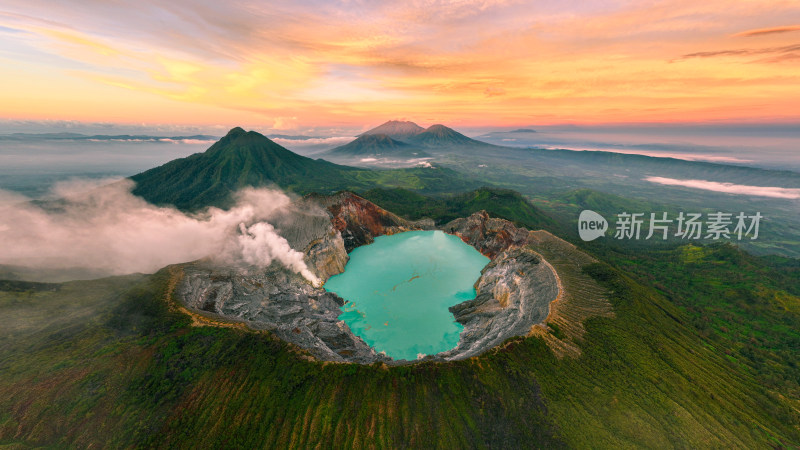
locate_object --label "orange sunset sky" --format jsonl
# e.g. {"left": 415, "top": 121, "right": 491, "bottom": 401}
{"left": 1, "top": 0, "right": 800, "bottom": 132}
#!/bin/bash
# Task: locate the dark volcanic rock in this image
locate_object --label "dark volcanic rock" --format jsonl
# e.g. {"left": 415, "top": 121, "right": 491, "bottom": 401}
{"left": 175, "top": 194, "right": 560, "bottom": 364}
{"left": 179, "top": 262, "right": 387, "bottom": 363}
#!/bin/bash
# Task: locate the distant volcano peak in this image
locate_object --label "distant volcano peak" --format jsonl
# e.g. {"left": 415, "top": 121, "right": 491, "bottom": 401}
{"left": 423, "top": 124, "right": 456, "bottom": 135}
{"left": 327, "top": 133, "right": 429, "bottom": 158}
{"left": 407, "top": 124, "right": 492, "bottom": 148}
{"left": 361, "top": 120, "right": 425, "bottom": 139}
{"left": 356, "top": 120, "right": 495, "bottom": 149}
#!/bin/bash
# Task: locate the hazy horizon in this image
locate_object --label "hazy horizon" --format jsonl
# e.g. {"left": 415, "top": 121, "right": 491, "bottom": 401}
{"left": 2, "top": 120, "right": 797, "bottom": 199}
{"left": 1, "top": 118, "right": 799, "bottom": 139}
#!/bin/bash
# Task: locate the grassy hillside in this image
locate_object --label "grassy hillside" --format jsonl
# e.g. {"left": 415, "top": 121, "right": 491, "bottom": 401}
{"left": 594, "top": 243, "right": 800, "bottom": 400}
{"left": 361, "top": 187, "right": 558, "bottom": 232}
{"left": 1, "top": 248, "right": 798, "bottom": 447}
{"left": 430, "top": 144, "right": 800, "bottom": 257}
{"left": 131, "top": 128, "right": 475, "bottom": 211}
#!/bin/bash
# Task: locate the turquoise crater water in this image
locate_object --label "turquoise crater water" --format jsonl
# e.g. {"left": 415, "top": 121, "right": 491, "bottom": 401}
{"left": 324, "top": 230, "right": 490, "bottom": 361}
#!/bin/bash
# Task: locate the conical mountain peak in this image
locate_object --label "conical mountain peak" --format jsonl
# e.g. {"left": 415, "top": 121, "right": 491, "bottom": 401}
{"left": 225, "top": 126, "right": 246, "bottom": 136}
{"left": 361, "top": 120, "right": 425, "bottom": 139}
{"left": 131, "top": 128, "right": 353, "bottom": 210}
{"left": 407, "top": 124, "right": 491, "bottom": 148}
{"left": 423, "top": 124, "right": 455, "bottom": 135}
{"left": 327, "top": 133, "right": 429, "bottom": 158}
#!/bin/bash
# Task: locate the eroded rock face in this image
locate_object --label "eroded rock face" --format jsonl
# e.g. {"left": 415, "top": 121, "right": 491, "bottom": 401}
{"left": 304, "top": 228, "right": 349, "bottom": 282}
{"left": 175, "top": 193, "right": 560, "bottom": 364}
{"left": 314, "top": 192, "right": 433, "bottom": 252}
{"left": 441, "top": 247, "right": 557, "bottom": 359}
{"left": 443, "top": 211, "right": 530, "bottom": 259}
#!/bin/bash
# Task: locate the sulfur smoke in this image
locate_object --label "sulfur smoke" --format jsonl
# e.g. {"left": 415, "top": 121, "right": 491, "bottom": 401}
{"left": 0, "top": 179, "right": 320, "bottom": 284}
{"left": 238, "top": 222, "right": 321, "bottom": 287}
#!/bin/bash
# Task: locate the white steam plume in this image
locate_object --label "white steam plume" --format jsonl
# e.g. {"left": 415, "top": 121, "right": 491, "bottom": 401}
{"left": 0, "top": 179, "right": 320, "bottom": 283}
{"left": 238, "top": 223, "right": 321, "bottom": 287}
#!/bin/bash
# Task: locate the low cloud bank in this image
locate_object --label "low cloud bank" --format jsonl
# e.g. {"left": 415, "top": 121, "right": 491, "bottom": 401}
{"left": 644, "top": 176, "right": 800, "bottom": 199}
{"left": 157, "top": 138, "right": 217, "bottom": 144}
{"left": 271, "top": 136, "right": 354, "bottom": 146}
{"left": 547, "top": 147, "right": 754, "bottom": 164}
{"left": 84, "top": 138, "right": 216, "bottom": 144}
{"left": 272, "top": 136, "right": 355, "bottom": 153}
{"left": 0, "top": 180, "right": 320, "bottom": 284}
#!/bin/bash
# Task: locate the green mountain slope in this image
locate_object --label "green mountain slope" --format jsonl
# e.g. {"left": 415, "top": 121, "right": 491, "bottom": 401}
{"left": 407, "top": 124, "right": 495, "bottom": 148}
{"left": 327, "top": 134, "right": 430, "bottom": 158}
{"left": 426, "top": 140, "right": 800, "bottom": 257}
{"left": 599, "top": 242, "right": 800, "bottom": 399}
{"left": 361, "top": 187, "right": 558, "bottom": 231}
{"left": 130, "top": 127, "right": 347, "bottom": 208}
{"left": 1, "top": 243, "right": 798, "bottom": 447}
{"left": 130, "top": 127, "right": 473, "bottom": 210}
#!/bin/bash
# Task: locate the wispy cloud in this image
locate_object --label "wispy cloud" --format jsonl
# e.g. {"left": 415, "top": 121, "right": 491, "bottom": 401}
{"left": 733, "top": 25, "right": 800, "bottom": 37}
{"left": 271, "top": 136, "right": 355, "bottom": 153}
{"left": 644, "top": 176, "right": 800, "bottom": 199}
{"left": 2, "top": 1, "right": 800, "bottom": 126}
{"left": 678, "top": 44, "right": 800, "bottom": 60}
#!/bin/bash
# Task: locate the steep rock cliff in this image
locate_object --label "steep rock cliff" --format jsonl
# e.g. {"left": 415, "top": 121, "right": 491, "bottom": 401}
{"left": 442, "top": 211, "right": 530, "bottom": 259}
{"left": 442, "top": 247, "right": 558, "bottom": 360}
{"left": 313, "top": 191, "right": 433, "bottom": 252}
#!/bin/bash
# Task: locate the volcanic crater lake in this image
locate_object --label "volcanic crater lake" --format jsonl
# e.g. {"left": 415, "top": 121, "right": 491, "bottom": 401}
{"left": 324, "top": 230, "right": 490, "bottom": 360}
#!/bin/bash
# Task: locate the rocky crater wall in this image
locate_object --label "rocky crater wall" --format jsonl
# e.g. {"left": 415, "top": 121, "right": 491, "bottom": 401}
{"left": 176, "top": 192, "right": 561, "bottom": 364}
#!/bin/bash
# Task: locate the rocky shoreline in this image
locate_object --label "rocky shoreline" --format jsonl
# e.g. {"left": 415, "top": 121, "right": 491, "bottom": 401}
{"left": 176, "top": 192, "right": 561, "bottom": 364}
